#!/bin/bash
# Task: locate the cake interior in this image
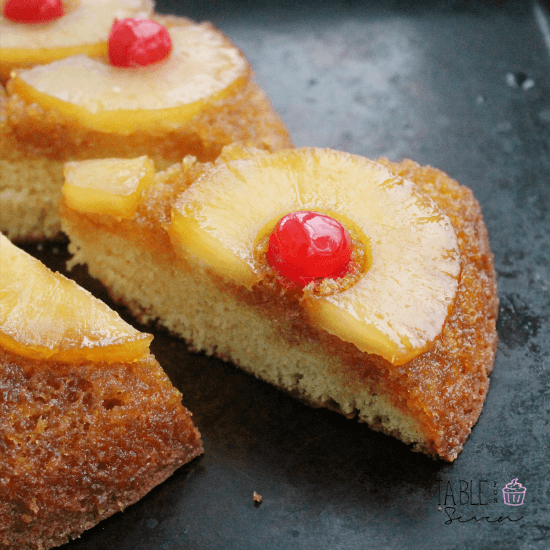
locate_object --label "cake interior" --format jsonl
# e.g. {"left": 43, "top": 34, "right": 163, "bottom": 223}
{"left": 0, "top": 345, "right": 203, "bottom": 550}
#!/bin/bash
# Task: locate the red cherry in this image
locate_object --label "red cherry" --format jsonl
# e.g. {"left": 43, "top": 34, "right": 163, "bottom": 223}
{"left": 267, "top": 211, "right": 353, "bottom": 286}
{"left": 108, "top": 18, "right": 172, "bottom": 68}
{"left": 3, "top": 0, "right": 64, "bottom": 23}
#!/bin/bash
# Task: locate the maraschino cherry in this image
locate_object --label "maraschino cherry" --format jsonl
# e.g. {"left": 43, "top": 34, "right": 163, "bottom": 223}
{"left": 3, "top": 0, "right": 64, "bottom": 23}
{"left": 108, "top": 18, "right": 172, "bottom": 68}
{"left": 267, "top": 211, "right": 353, "bottom": 286}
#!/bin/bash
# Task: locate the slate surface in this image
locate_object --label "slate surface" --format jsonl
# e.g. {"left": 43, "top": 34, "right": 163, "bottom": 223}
{"left": 22, "top": 0, "right": 550, "bottom": 548}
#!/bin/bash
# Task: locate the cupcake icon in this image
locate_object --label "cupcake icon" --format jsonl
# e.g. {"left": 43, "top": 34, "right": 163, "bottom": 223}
{"left": 502, "top": 479, "right": 526, "bottom": 506}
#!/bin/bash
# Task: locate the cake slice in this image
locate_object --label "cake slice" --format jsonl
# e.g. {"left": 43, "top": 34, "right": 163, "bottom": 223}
{"left": 0, "top": 234, "right": 203, "bottom": 549}
{"left": 0, "top": 13, "right": 292, "bottom": 241}
{"left": 60, "top": 145, "right": 498, "bottom": 461}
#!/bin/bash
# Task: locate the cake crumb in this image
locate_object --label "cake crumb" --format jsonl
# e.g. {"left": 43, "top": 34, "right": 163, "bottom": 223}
{"left": 253, "top": 491, "right": 262, "bottom": 504}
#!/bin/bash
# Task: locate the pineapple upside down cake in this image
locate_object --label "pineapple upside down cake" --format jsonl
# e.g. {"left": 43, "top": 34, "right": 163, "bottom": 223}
{"left": 60, "top": 145, "right": 498, "bottom": 461}
{"left": 0, "top": 234, "right": 203, "bottom": 550}
{"left": 0, "top": 0, "right": 292, "bottom": 240}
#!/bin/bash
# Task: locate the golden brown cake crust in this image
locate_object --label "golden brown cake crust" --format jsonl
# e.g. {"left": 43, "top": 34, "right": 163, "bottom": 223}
{"left": 375, "top": 158, "right": 498, "bottom": 457}
{"left": 0, "top": 346, "right": 203, "bottom": 550}
{"left": 61, "top": 151, "right": 498, "bottom": 461}
{"left": 1, "top": 77, "right": 292, "bottom": 167}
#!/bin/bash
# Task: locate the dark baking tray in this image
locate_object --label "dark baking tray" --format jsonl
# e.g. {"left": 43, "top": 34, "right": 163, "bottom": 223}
{"left": 20, "top": 0, "right": 550, "bottom": 548}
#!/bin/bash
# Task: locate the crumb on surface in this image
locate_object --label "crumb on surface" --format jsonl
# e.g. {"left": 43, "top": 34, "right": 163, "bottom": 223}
{"left": 253, "top": 491, "right": 262, "bottom": 504}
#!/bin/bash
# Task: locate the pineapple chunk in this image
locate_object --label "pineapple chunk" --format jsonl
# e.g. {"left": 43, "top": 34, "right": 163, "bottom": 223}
{"left": 0, "top": 234, "right": 152, "bottom": 363}
{"left": 63, "top": 156, "right": 155, "bottom": 218}
{"left": 169, "top": 148, "right": 460, "bottom": 365}
{"left": 8, "top": 18, "right": 250, "bottom": 134}
{"left": 0, "top": 0, "right": 153, "bottom": 83}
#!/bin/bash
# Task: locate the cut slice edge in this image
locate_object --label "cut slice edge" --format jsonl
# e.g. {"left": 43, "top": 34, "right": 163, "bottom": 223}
{"left": 0, "top": 234, "right": 152, "bottom": 364}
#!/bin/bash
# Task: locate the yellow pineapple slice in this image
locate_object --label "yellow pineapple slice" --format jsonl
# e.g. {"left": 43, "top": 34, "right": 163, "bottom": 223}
{"left": 0, "top": 0, "right": 153, "bottom": 83}
{"left": 169, "top": 148, "right": 460, "bottom": 365}
{"left": 0, "top": 234, "right": 152, "bottom": 363}
{"left": 63, "top": 156, "right": 155, "bottom": 218}
{"left": 8, "top": 17, "right": 250, "bottom": 134}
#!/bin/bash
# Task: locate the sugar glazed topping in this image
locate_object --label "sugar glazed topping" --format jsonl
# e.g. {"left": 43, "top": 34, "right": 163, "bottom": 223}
{"left": 254, "top": 214, "right": 366, "bottom": 297}
{"left": 16, "top": 20, "right": 248, "bottom": 112}
{"left": 169, "top": 148, "right": 461, "bottom": 365}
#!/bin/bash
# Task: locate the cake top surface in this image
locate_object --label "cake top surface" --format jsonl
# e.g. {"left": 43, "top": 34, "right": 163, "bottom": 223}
{"left": 61, "top": 146, "right": 461, "bottom": 366}
{"left": 169, "top": 147, "right": 461, "bottom": 364}
{"left": 15, "top": 20, "right": 248, "bottom": 111}
{"left": 6, "top": 15, "right": 251, "bottom": 133}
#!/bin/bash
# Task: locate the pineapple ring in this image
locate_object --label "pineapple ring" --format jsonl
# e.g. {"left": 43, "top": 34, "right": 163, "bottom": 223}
{"left": 0, "top": 234, "right": 152, "bottom": 363}
{"left": 8, "top": 17, "right": 250, "bottom": 134}
{"left": 170, "top": 148, "right": 461, "bottom": 366}
{"left": 0, "top": 0, "right": 154, "bottom": 83}
{"left": 63, "top": 155, "right": 155, "bottom": 219}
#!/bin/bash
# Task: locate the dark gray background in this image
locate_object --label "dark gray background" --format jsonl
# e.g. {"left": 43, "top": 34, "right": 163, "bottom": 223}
{"left": 28, "top": 0, "right": 550, "bottom": 548}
